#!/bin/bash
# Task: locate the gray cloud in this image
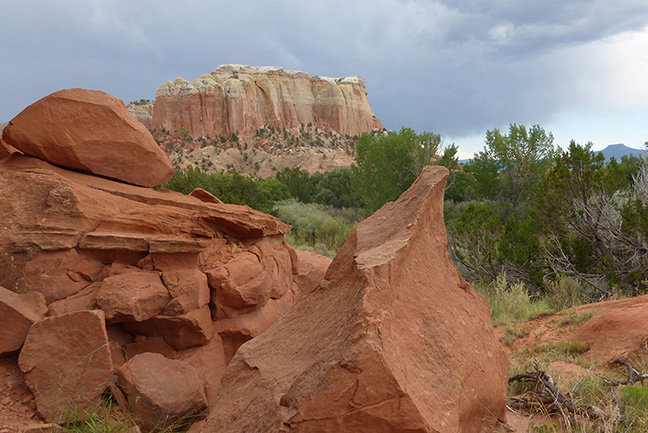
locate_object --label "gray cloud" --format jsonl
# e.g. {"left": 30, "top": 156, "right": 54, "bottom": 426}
{"left": 2, "top": 0, "right": 648, "bottom": 141}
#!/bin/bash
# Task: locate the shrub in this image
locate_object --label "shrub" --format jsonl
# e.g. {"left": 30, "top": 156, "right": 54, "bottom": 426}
{"left": 272, "top": 199, "right": 363, "bottom": 257}
{"left": 474, "top": 274, "right": 552, "bottom": 326}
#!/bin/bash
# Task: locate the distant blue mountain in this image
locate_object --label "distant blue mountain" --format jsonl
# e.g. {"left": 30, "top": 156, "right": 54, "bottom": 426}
{"left": 597, "top": 143, "right": 646, "bottom": 161}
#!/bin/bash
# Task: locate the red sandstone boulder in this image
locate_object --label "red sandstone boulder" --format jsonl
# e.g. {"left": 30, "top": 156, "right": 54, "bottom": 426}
{"left": 136, "top": 253, "right": 211, "bottom": 316}
{"left": 18, "top": 310, "right": 113, "bottom": 422}
{"left": 0, "top": 155, "right": 290, "bottom": 297}
{"left": 124, "top": 306, "right": 213, "bottom": 350}
{"left": 2, "top": 88, "right": 174, "bottom": 187}
{"left": 161, "top": 269, "right": 210, "bottom": 315}
{"left": 206, "top": 251, "right": 272, "bottom": 310}
{"left": 116, "top": 353, "right": 207, "bottom": 432}
{"left": 0, "top": 150, "right": 306, "bottom": 425}
{"left": 200, "top": 166, "right": 509, "bottom": 433}
{"left": 0, "top": 287, "right": 47, "bottom": 355}
{"left": 1, "top": 154, "right": 298, "bottom": 364}
{"left": 46, "top": 282, "right": 101, "bottom": 316}
{"left": 190, "top": 188, "right": 223, "bottom": 204}
{"left": 291, "top": 249, "right": 332, "bottom": 294}
{"left": 206, "top": 236, "right": 292, "bottom": 318}
{"left": 96, "top": 272, "right": 170, "bottom": 322}
{"left": 172, "top": 332, "right": 229, "bottom": 403}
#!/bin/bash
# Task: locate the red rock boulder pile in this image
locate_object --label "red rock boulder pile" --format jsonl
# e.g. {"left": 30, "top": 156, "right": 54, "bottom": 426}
{"left": 0, "top": 89, "right": 331, "bottom": 431}
{"left": 200, "top": 166, "right": 509, "bottom": 433}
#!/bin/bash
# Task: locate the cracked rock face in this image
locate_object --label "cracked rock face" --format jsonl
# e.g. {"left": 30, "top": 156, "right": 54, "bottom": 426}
{"left": 200, "top": 166, "right": 509, "bottom": 433}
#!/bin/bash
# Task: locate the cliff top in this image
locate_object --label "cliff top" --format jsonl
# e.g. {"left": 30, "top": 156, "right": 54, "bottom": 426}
{"left": 156, "top": 64, "right": 366, "bottom": 97}
{"left": 212, "top": 64, "right": 366, "bottom": 85}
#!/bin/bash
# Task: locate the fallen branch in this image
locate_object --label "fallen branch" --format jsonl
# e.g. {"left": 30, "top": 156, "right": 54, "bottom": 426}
{"left": 602, "top": 359, "right": 648, "bottom": 386}
{"left": 509, "top": 362, "right": 607, "bottom": 429}
{"left": 509, "top": 363, "right": 578, "bottom": 428}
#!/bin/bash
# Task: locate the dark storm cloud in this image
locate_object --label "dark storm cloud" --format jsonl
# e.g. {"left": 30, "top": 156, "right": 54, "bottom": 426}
{"left": 2, "top": 0, "right": 648, "bottom": 138}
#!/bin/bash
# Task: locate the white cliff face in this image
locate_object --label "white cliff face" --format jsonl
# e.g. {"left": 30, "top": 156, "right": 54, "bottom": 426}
{"left": 126, "top": 101, "right": 155, "bottom": 128}
{"left": 149, "top": 65, "right": 382, "bottom": 138}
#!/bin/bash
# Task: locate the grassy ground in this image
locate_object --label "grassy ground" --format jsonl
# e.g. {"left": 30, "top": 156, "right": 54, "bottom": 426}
{"left": 480, "top": 274, "right": 648, "bottom": 432}
{"left": 506, "top": 351, "right": 648, "bottom": 432}
{"left": 56, "top": 399, "right": 201, "bottom": 433}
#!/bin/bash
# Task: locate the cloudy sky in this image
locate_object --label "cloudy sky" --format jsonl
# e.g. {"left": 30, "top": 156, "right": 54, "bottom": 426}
{"left": 2, "top": 0, "right": 648, "bottom": 157}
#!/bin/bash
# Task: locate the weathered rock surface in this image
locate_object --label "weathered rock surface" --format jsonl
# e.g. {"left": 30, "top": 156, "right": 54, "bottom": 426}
{"left": 96, "top": 272, "right": 170, "bottom": 322}
{"left": 572, "top": 298, "right": 648, "bottom": 364}
{"left": 206, "top": 236, "right": 293, "bottom": 318}
{"left": 126, "top": 100, "right": 154, "bottom": 129}
{"left": 18, "top": 310, "right": 113, "bottom": 422}
{"left": 0, "top": 354, "right": 43, "bottom": 433}
{"left": 172, "top": 331, "right": 229, "bottom": 403}
{"left": 150, "top": 65, "right": 382, "bottom": 139}
{"left": 0, "top": 154, "right": 290, "bottom": 297}
{"left": 2, "top": 89, "right": 174, "bottom": 187}
{"left": 149, "top": 253, "right": 211, "bottom": 316}
{"left": 46, "top": 283, "right": 101, "bottom": 316}
{"left": 117, "top": 353, "right": 207, "bottom": 432}
{"left": 509, "top": 294, "right": 648, "bottom": 365}
{"left": 190, "top": 188, "right": 223, "bottom": 205}
{"left": 124, "top": 306, "right": 213, "bottom": 350}
{"left": 0, "top": 137, "right": 20, "bottom": 160}
{"left": 201, "top": 166, "right": 509, "bottom": 433}
{"left": 125, "top": 336, "right": 174, "bottom": 360}
{"left": 291, "top": 249, "right": 332, "bottom": 294}
{"left": 0, "top": 287, "right": 47, "bottom": 355}
{"left": 0, "top": 151, "right": 308, "bottom": 422}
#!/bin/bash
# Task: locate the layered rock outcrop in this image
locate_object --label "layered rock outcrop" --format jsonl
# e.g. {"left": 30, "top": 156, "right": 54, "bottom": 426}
{"left": 0, "top": 152, "right": 311, "bottom": 420}
{"left": 150, "top": 65, "right": 382, "bottom": 138}
{"left": 201, "top": 166, "right": 509, "bottom": 433}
